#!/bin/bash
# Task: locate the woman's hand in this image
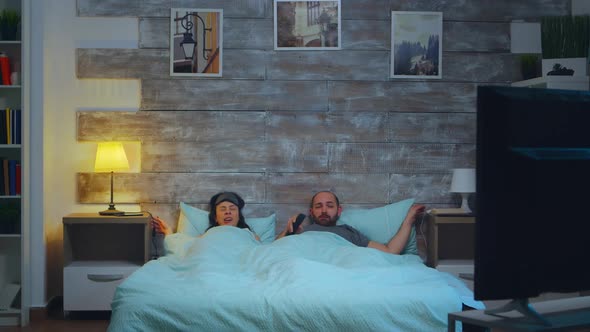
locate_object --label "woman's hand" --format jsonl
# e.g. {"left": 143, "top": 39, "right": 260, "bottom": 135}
{"left": 151, "top": 216, "right": 172, "bottom": 236}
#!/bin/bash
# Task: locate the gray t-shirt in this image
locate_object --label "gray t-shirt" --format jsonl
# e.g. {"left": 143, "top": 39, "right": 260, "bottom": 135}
{"left": 302, "top": 224, "right": 370, "bottom": 247}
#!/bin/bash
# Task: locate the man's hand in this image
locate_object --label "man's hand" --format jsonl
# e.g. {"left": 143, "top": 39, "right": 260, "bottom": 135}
{"left": 277, "top": 214, "right": 305, "bottom": 239}
{"left": 404, "top": 204, "right": 426, "bottom": 226}
{"left": 151, "top": 216, "right": 172, "bottom": 236}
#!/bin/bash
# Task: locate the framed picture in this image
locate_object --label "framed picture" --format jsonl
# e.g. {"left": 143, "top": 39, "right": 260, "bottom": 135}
{"left": 170, "top": 8, "right": 223, "bottom": 77}
{"left": 390, "top": 11, "right": 442, "bottom": 79}
{"left": 274, "top": 0, "right": 341, "bottom": 50}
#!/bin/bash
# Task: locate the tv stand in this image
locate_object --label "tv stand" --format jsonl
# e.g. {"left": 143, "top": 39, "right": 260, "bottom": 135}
{"left": 485, "top": 298, "right": 550, "bottom": 327}
{"left": 448, "top": 296, "right": 590, "bottom": 332}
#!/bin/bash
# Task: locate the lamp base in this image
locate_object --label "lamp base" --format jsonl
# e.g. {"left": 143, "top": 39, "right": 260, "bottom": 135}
{"left": 459, "top": 194, "right": 472, "bottom": 213}
{"left": 99, "top": 204, "right": 125, "bottom": 216}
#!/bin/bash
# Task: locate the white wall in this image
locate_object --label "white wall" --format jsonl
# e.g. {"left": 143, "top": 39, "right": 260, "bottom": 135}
{"left": 572, "top": 0, "right": 590, "bottom": 15}
{"left": 30, "top": 0, "right": 140, "bottom": 306}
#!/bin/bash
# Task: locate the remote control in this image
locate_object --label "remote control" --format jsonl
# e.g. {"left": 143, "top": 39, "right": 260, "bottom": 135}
{"left": 289, "top": 214, "right": 306, "bottom": 235}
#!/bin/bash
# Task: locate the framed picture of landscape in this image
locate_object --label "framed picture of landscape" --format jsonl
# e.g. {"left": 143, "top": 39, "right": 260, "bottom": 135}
{"left": 390, "top": 11, "right": 442, "bottom": 79}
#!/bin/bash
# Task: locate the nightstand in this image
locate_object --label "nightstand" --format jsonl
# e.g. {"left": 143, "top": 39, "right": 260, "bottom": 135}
{"left": 62, "top": 213, "right": 150, "bottom": 311}
{"left": 426, "top": 212, "right": 475, "bottom": 285}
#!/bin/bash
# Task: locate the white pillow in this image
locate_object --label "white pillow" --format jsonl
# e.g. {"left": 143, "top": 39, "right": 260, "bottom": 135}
{"left": 337, "top": 198, "right": 418, "bottom": 255}
{"left": 176, "top": 202, "right": 276, "bottom": 244}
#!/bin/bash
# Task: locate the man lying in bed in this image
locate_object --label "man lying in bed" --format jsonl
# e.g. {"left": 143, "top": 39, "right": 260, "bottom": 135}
{"left": 277, "top": 191, "right": 425, "bottom": 254}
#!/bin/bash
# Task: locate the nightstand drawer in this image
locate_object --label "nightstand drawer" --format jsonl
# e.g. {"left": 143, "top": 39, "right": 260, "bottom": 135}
{"left": 63, "top": 261, "right": 141, "bottom": 311}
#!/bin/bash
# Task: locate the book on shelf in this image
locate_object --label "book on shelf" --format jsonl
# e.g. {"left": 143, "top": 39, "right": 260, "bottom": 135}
{"left": 4, "top": 108, "right": 9, "bottom": 144}
{"left": 0, "top": 159, "right": 19, "bottom": 196}
{"left": 2, "top": 159, "right": 8, "bottom": 195}
{"left": 14, "top": 109, "right": 21, "bottom": 144}
{"left": 0, "top": 110, "right": 5, "bottom": 144}
{"left": 0, "top": 52, "right": 12, "bottom": 85}
{"left": 0, "top": 108, "right": 21, "bottom": 144}
{"left": 0, "top": 160, "right": 4, "bottom": 193}
{"left": 8, "top": 160, "right": 16, "bottom": 195}
{"left": 15, "top": 162, "right": 20, "bottom": 195}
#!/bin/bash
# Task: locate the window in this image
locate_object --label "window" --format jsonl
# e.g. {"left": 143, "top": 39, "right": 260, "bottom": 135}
{"left": 307, "top": 1, "right": 320, "bottom": 26}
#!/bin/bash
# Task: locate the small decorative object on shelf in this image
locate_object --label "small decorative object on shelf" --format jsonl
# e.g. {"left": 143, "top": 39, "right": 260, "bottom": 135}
{"left": 541, "top": 15, "right": 590, "bottom": 77}
{"left": 0, "top": 8, "right": 20, "bottom": 41}
{"left": 0, "top": 200, "right": 20, "bottom": 234}
{"left": 519, "top": 54, "right": 541, "bottom": 80}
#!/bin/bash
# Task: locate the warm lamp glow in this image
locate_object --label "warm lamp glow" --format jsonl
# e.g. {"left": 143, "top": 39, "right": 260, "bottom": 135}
{"left": 95, "top": 142, "right": 129, "bottom": 216}
{"left": 450, "top": 168, "right": 476, "bottom": 212}
{"left": 95, "top": 142, "right": 129, "bottom": 172}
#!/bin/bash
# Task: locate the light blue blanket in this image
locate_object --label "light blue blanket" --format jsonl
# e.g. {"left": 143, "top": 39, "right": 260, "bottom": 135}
{"left": 108, "top": 226, "right": 477, "bottom": 331}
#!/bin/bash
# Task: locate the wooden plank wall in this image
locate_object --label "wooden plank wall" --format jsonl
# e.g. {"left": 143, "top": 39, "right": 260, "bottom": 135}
{"left": 75, "top": 0, "right": 569, "bottom": 247}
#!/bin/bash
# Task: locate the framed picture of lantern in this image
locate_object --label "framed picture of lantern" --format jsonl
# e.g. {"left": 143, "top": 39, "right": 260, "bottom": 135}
{"left": 170, "top": 8, "right": 223, "bottom": 77}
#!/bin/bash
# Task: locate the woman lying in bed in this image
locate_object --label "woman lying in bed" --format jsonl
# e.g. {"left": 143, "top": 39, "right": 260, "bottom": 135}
{"left": 152, "top": 191, "right": 261, "bottom": 241}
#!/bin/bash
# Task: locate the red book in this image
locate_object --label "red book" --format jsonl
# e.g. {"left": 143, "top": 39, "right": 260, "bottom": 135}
{"left": 2, "top": 159, "right": 8, "bottom": 195}
{"left": 15, "top": 163, "right": 20, "bottom": 195}
{"left": 0, "top": 53, "right": 11, "bottom": 85}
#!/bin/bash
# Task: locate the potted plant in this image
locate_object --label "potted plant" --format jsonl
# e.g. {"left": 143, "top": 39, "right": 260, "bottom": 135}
{"left": 541, "top": 15, "right": 590, "bottom": 76}
{"left": 0, "top": 8, "right": 20, "bottom": 41}
{"left": 519, "top": 54, "right": 541, "bottom": 80}
{"left": 0, "top": 202, "right": 20, "bottom": 234}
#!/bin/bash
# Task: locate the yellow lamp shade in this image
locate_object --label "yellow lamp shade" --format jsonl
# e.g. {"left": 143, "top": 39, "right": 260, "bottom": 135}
{"left": 94, "top": 142, "right": 130, "bottom": 172}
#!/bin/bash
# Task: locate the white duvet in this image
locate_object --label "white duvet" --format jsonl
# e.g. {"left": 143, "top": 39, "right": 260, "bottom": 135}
{"left": 107, "top": 226, "right": 477, "bottom": 331}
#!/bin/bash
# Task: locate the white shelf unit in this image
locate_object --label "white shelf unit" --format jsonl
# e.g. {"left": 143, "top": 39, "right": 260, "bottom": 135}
{"left": 512, "top": 76, "right": 590, "bottom": 91}
{"left": 0, "top": 0, "right": 29, "bottom": 327}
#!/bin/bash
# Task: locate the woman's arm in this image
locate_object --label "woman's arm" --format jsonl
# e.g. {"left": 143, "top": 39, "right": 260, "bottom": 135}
{"left": 151, "top": 216, "right": 173, "bottom": 236}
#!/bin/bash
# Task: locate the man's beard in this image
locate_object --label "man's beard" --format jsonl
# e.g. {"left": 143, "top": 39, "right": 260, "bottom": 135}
{"left": 311, "top": 213, "right": 339, "bottom": 226}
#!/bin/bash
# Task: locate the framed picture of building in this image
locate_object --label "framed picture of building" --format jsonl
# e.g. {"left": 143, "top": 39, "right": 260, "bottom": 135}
{"left": 274, "top": 0, "right": 341, "bottom": 50}
{"left": 390, "top": 11, "right": 442, "bottom": 79}
{"left": 170, "top": 8, "right": 223, "bottom": 77}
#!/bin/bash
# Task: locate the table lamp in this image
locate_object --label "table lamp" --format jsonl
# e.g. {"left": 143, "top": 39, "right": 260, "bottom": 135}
{"left": 450, "top": 168, "right": 476, "bottom": 213}
{"left": 94, "top": 142, "right": 129, "bottom": 216}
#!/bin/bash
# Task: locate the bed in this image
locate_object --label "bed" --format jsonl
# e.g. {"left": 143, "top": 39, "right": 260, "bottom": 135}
{"left": 107, "top": 200, "right": 482, "bottom": 331}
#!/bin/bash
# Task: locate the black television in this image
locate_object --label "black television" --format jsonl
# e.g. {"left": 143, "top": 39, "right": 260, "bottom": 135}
{"left": 475, "top": 85, "right": 590, "bottom": 324}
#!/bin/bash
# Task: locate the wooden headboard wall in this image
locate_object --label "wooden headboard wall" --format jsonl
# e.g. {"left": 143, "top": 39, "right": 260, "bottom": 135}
{"left": 75, "top": 1, "right": 568, "bottom": 241}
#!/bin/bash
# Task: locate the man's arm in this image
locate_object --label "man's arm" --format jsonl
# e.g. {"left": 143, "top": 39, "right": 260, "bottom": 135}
{"left": 367, "top": 204, "right": 425, "bottom": 254}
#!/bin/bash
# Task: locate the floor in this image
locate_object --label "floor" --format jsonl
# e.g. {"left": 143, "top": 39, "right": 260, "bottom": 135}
{"left": 0, "top": 312, "right": 110, "bottom": 332}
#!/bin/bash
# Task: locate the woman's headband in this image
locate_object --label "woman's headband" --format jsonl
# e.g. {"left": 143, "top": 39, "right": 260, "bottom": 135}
{"left": 214, "top": 192, "right": 244, "bottom": 208}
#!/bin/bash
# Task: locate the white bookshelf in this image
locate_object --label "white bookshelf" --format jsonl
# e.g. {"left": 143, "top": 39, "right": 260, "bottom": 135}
{"left": 0, "top": 0, "right": 29, "bottom": 326}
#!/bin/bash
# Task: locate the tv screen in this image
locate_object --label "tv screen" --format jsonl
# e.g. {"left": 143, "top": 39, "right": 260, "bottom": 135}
{"left": 475, "top": 86, "right": 590, "bottom": 302}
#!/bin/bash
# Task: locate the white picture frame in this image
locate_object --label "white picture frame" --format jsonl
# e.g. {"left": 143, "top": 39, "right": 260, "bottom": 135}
{"left": 170, "top": 8, "right": 223, "bottom": 77}
{"left": 274, "top": 0, "right": 341, "bottom": 51}
{"left": 390, "top": 11, "right": 442, "bottom": 79}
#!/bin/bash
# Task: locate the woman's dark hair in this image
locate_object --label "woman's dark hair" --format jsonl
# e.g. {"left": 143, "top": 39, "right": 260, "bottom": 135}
{"left": 207, "top": 191, "right": 251, "bottom": 230}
